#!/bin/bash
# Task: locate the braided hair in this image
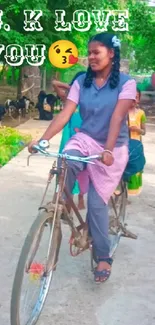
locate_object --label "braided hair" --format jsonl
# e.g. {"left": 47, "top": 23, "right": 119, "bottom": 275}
{"left": 84, "top": 32, "right": 121, "bottom": 89}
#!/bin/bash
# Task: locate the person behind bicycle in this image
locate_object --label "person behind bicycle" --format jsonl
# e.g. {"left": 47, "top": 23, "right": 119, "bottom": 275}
{"left": 28, "top": 32, "right": 136, "bottom": 283}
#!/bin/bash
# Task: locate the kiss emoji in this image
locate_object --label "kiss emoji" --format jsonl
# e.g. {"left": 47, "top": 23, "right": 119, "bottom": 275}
{"left": 69, "top": 55, "right": 78, "bottom": 64}
{"left": 48, "top": 40, "right": 78, "bottom": 69}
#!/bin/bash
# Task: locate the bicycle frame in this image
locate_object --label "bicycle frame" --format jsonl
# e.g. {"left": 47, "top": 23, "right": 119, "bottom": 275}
{"left": 38, "top": 158, "right": 89, "bottom": 256}
{"left": 27, "top": 144, "right": 137, "bottom": 265}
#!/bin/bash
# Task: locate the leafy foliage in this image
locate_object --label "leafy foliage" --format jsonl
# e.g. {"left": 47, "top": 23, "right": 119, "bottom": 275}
{"left": 122, "top": 0, "right": 155, "bottom": 70}
{"left": 0, "top": 0, "right": 154, "bottom": 81}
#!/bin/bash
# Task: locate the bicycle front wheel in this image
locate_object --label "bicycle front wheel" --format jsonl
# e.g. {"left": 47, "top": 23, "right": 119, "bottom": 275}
{"left": 11, "top": 208, "right": 62, "bottom": 325}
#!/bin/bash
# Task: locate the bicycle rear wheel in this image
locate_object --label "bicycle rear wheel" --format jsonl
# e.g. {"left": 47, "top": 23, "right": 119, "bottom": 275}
{"left": 109, "top": 181, "right": 127, "bottom": 257}
{"left": 11, "top": 207, "right": 62, "bottom": 325}
{"left": 91, "top": 181, "right": 127, "bottom": 267}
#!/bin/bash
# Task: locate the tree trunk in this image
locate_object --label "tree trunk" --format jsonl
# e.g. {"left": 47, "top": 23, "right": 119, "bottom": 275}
{"left": 20, "top": 66, "right": 41, "bottom": 102}
{"left": 17, "top": 67, "right": 22, "bottom": 99}
{"left": 42, "top": 68, "right": 46, "bottom": 91}
{"left": 12, "top": 67, "right": 16, "bottom": 85}
{"left": 55, "top": 71, "right": 60, "bottom": 80}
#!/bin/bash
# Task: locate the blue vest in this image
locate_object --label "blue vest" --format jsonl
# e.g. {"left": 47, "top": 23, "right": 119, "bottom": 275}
{"left": 77, "top": 72, "right": 132, "bottom": 146}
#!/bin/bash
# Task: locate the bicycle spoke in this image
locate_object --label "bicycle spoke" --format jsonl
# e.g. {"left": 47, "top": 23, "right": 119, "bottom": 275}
{"left": 108, "top": 182, "right": 127, "bottom": 256}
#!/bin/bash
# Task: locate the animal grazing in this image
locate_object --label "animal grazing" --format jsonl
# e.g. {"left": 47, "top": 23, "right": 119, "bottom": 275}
{"left": 5, "top": 96, "right": 34, "bottom": 118}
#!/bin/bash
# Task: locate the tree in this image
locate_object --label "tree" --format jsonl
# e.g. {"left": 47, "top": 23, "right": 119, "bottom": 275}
{"left": 118, "top": 0, "right": 155, "bottom": 71}
{"left": 0, "top": 0, "right": 155, "bottom": 99}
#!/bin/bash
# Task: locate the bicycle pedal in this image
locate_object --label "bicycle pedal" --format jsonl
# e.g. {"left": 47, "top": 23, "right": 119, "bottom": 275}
{"left": 121, "top": 228, "right": 137, "bottom": 239}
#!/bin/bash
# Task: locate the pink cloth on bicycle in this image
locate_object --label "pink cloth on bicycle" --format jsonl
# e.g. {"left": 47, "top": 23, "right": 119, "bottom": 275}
{"left": 63, "top": 132, "right": 128, "bottom": 204}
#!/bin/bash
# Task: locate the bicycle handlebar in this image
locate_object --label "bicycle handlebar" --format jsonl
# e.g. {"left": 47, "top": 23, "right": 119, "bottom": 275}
{"left": 32, "top": 144, "right": 101, "bottom": 165}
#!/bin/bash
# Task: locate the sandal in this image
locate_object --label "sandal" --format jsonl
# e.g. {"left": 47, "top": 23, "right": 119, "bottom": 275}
{"left": 94, "top": 268, "right": 111, "bottom": 283}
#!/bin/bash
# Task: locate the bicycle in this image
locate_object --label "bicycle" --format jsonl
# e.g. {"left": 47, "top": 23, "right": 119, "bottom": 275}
{"left": 10, "top": 140, "right": 137, "bottom": 325}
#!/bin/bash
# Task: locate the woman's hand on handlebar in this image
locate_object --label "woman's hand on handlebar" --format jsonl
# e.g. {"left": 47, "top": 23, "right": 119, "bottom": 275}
{"left": 101, "top": 151, "right": 114, "bottom": 166}
{"left": 28, "top": 140, "right": 39, "bottom": 153}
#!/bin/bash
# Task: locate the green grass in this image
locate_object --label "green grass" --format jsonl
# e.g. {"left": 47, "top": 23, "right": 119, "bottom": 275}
{"left": 0, "top": 127, "right": 31, "bottom": 167}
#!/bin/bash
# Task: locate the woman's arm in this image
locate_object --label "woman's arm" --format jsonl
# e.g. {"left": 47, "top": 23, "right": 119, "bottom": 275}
{"left": 39, "top": 80, "right": 80, "bottom": 141}
{"left": 52, "top": 80, "right": 70, "bottom": 90}
{"left": 129, "top": 124, "right": 146, "bottom": 135}
{"left": 140, "top": 112, "right": 146, "bottom": 135}
{"left": 39, "top": 99, "right": 77, "bottom": 141}
{"left": 28, "top": 100, "right": 76, "bottom": 153}
{"left": 105, "top": 79, "right": 137, "bottom": 152}
{"left": 141, "top": 123, "right": 146, "bottom": 135}
{"left": 129, "top": 111, "right": 146, "bottom": 135}
{"left": 52, "top": 80, "right": 70, "bottom": 102}
{"left": 105, "top": 99, "right": 134, "bottom": 151}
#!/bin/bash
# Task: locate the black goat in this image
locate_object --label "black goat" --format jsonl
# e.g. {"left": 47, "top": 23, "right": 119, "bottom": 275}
{"left": 5, "top": 96, "right": 34, "bottom": 117}
{"left": 0, "top": 104, "right": 6, "bottom": 126}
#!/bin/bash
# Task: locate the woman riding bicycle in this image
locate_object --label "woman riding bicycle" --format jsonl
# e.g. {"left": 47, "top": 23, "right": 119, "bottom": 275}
{"left": 28, "top": 32, "right": 136, "bottom": 283}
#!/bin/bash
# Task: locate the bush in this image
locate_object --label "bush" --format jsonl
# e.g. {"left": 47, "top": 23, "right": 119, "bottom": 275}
{"left": 0, "top": 127, "right": 31, "bottom": 166}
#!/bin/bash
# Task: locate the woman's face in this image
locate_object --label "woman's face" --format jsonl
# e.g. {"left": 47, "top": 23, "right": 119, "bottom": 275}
{"left": 88, "top": 41, "right": 114, "bottom": 72}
